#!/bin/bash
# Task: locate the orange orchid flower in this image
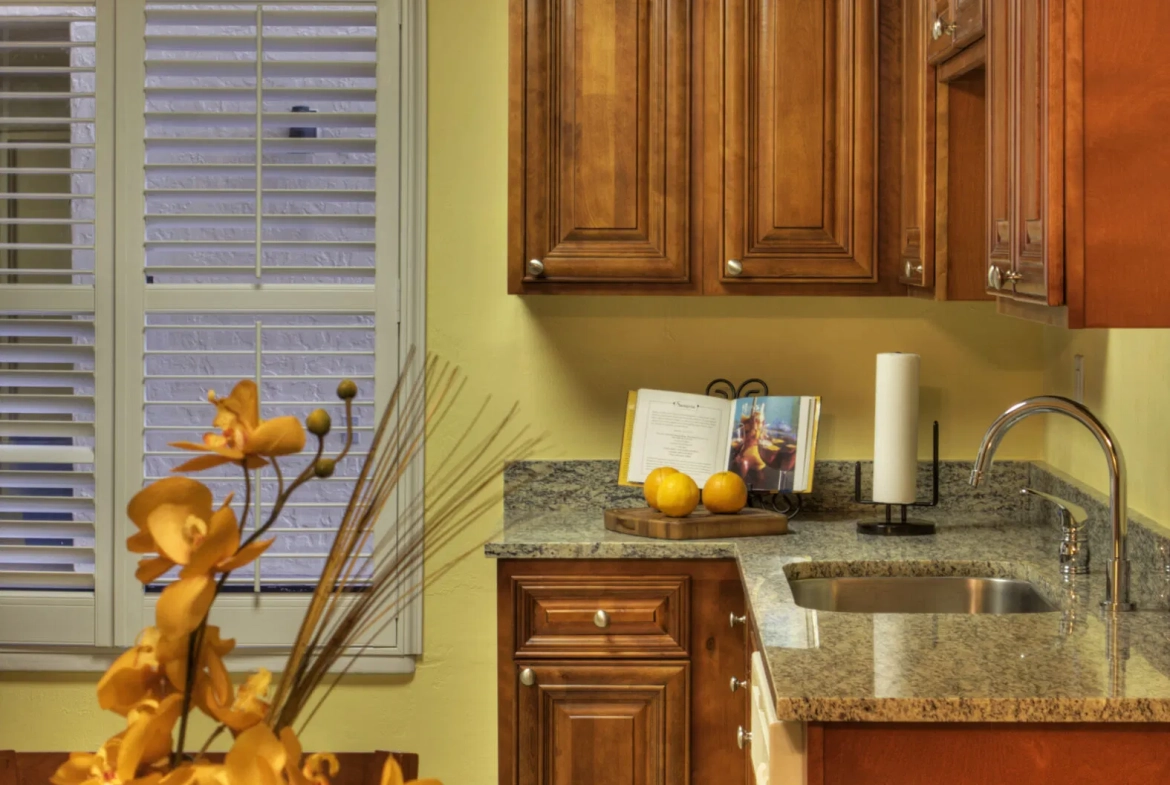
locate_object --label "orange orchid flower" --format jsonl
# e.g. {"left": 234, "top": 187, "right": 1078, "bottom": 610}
{"left": 154, "top": 499, "right": 274, "bottom": 637}
{"left": 379, "top": 757, "right": 441, "bottom": 785}
{"left": 224, "top": 724, "right": 288, "bottom": 785}
{"left": 126, "top": 477, "right": 216, "bottom": 584}
{"left": 52, "top": 696, "right": 183, "bottom": 785}
{"left": 170, "top": 380, "right": 306, "bottom": 473}
{"left": 203, "top": 668, "right": 272, "bottom": 734}
{"left": 97, "top": 627, "right": 170, "bottom": 716}
{"left": 155, "top": 625, "right": 235, "bottom": 708}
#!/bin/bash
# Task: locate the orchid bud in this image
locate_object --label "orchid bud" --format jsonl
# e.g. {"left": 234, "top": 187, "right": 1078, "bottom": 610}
{"left": 306, "top": 408, "right": 332, "bottom": 437}
{"left": 314, "top": 458, "right": 336, "bottom": 479}
{"left": 337, "top": 379, "right": 358, "bottom": 400}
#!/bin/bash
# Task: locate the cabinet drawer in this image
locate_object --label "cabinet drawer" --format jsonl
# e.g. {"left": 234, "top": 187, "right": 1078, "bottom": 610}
{"left": 512, "top": 574, "right": 690, "bottom": 658}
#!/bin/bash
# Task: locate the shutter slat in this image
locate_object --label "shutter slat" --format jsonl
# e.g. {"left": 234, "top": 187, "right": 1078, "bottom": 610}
{"left": 0, "top": 470, "right": 94, "bottom": 490}
{"left": 0, "top": 369, "right": 93, "bottom": 387}
{"left": 0, "top": 420, "right": 93, "bottom": 440}
{"left": 0, "top": 571, "right": 94, "bottom": 590}
{"left": 0, "top": 394, "right": 95, "bottom": 417}
{"left": 0, "top": 496, "right": 93, "bottom": 515}
{"left": 0, "top": 445, "right": 95, "bottom": 464}
{"left": 0, "top": 520, "right": 94, "bottom": 539}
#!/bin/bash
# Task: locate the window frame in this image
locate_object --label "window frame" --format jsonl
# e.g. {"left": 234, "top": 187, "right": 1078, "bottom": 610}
{"left": 0, "top": 0, "right": 427, "bottom": 673}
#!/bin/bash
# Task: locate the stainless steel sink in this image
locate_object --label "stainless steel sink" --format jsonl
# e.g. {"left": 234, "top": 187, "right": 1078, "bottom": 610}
{"left": 787, "top": 576, "right": 1057, "bottom": 614}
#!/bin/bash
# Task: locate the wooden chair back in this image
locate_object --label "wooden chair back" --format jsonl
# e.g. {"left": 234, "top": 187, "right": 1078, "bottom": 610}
{"left": 0, "top": 750, "right": 418, "bottom": 785}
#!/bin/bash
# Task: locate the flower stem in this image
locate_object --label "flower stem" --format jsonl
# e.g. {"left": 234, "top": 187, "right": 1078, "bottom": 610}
{"left": 174, "top": 459, "right": 251, "bottom": 766}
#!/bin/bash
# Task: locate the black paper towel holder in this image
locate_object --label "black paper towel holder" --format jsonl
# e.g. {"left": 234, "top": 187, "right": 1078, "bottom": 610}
{"left": 853, "top": 420, "right": 939, "bottom": 536}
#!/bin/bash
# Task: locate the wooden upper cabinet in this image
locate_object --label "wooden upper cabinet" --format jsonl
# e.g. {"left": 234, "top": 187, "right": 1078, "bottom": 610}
{"left": 984, "top": 0, "right": 1063, "bottom": 306}
{"left": 508, "top": 0, "right": 694, "bottom": 292}
{"left": 985, "top": 0, "right": 1014, "bottom": 296}
{"left": 717, "top": 0, "right": 877, "bottom": 287}
{"left": 515, "top": 662, "right": 688, "bottom": 785}
{"left": 1010, "top": 0, "right": 1062, "bottom": 304}
{"left": 900, "top": 0, "right": 933, "bottom": 289}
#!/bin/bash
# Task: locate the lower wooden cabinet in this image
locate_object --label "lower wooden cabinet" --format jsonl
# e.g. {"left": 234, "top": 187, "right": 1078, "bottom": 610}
{"left": 515, "top": 662, "right": 688, "bottom": 785}
{"left": 499, "top": 559, "right": 747, "bottom": 785}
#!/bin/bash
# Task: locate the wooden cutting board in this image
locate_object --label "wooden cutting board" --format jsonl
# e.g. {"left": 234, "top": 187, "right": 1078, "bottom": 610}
{"left": 604, "top": 506, "right": 789, "bottom": 540}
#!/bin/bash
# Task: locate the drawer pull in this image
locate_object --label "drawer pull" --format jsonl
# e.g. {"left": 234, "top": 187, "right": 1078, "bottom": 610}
{"left": 737, "top": 726, "right": 752, "bottom": 750}
{"left": 593, "top": 609, "right": 610, "bottom": 629}
{"left": 520, "top": 668, "right": 536, "bottom": 687}
{"left": 730, "top": 676, "right": 748, "bottom": 693}
{"left": 729, "top": 612, "right": 747, "bottom": 628}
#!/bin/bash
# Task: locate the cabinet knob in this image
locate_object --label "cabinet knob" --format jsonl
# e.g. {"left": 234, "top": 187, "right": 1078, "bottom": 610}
{"left": 987, "top": 265, "right": 1003, "bottom": 291}
{"left": 593, "top": 609, "right": 610, "bottom": 629}
{"left": 1004, "top": 270, "right": 1024, "bottom": 283}
{"left": 726, "top": 259, "right": 744, "bottom": 277}
{"left": 737, "top": 726, "right": 752, "bottom": 750}
{"left": 526, "top": 258, "right": 545, "bottom": 278}
{"left": 932, "top": 17, "right": 957, "bottom": 40}
{"left": 904, "top": 259, "right": 924, "bottom": 280}
{"left": 730, "top": 676, "right": 749, "bottom": 693}
{"left": 729, "top": 612, "right": 747, "bottom": 628}
{"left": 519, "top": 668, "right": 536, "bottom": 687}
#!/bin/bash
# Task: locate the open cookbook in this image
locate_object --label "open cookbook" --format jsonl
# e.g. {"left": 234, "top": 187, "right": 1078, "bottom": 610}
{"left": 618, "top": 389, "right": 822, "bottom": 493}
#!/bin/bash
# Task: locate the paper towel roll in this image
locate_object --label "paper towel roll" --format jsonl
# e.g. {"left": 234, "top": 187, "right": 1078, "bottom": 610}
{"left": 872, "top": 353, "right": 920, "bottom": 504}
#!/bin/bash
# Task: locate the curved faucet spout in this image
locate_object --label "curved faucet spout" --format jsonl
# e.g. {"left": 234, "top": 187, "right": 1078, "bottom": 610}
{"left": 970, "top": 396, "right": 1133, "bottom": 612}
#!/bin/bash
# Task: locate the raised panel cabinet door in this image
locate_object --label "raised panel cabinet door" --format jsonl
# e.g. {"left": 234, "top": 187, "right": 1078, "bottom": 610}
{"left": 516, "top": 662, "right": 688, "bottom": 785}
{"left": 721, "top": 0, "right": 876, "bottom": 284}
{"left": 985, "top": 0, "right": 1014, "bottom": 295}
{"left": 900, "top": 0, "right": 934, "bottom": 288}
{"left": 509, "top": 0, "right": 692, "bottom": 290}
{"left": 1011, "top": 0, "right": 1063, "bottom": 304}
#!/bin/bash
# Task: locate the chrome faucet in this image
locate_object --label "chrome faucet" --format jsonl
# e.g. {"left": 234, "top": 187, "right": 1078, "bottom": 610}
{"left": 970, "top": 396, "right": 1135, "bottom": 612}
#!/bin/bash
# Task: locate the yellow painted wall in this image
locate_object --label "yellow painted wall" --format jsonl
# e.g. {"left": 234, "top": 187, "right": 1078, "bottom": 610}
{"left": 0, "top": 1, "right": 1052, "bottom": 782}
{"left": 1043, "top": 328, "right": 1170, "bottom": 524}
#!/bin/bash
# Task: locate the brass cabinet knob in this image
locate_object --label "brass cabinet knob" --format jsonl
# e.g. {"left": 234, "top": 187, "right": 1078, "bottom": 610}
{"left": 526, "top": 258, "right": 545, "bottom": 277}
{"left": 519, "top": 668, "right": 536, "bottom": 687}
{"left": 904, "top": 259, "right": 924, "bottom": 280}
{"left": 726, "top": 259, "right": 744, "bottom": 277}
{"left": 729, "top": 612, "right": 747, "bottom": 628}
{"left": 932, "top": 17, "right": 957, "bottom": 40}
{"left": 730, "top": 676, "right": 749, "bottom": 693}
{"left": 593, "top": 609, "right": 610, "bottom": 629}
{"left": 987, "top": 265, "right": 1003, "bottom": 291}
{"left": 737, "top": 726, "right": 752, "bottom": 750}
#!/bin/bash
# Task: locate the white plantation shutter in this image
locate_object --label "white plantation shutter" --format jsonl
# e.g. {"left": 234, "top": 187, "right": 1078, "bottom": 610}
{"left": 0, "top": 1, "right": 113, "bottom": 648}
{"left": 0, "top": 315, "right": 96, "bottom": 590}
{"left": 142, "top": 312, "right": 377, "bottom": 589}
{"left": 113, "top": 0, "right": 408, "bottom": 653}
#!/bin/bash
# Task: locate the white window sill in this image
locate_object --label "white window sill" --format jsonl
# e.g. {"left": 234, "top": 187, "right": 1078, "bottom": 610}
{"left": 0, "top": 647, "right": 416, "bottom": 675}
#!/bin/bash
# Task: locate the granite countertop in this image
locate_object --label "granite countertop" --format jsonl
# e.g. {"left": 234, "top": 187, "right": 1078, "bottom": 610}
{"left": 486, "top": 507, "right": 1170, "bottom": 723}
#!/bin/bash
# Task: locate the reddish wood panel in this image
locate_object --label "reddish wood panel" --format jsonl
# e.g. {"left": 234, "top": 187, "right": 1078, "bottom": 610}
{"left": 813, "top": 723, "right": 1170, "bottom": 785}
{"left": 1080, "top": 0, "right": 1170, "bottom": 326}
{"left": 508, "top": 0, "right": 695, "bottom": 292}
{"left": 940, "top": 67, "right": 992, "bottom": 301}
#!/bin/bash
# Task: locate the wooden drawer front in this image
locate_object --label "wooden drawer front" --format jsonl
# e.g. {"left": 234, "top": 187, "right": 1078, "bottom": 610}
{"left": 514, "top": 575, "right": 690, "bottom": 658}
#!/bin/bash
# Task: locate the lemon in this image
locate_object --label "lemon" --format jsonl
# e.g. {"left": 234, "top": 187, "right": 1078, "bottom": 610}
{"left": 656, "top": 473, "right": 700, "bottom": 518}
{"left": 703, "top": 471, "right": 748, "bottom": 514}
{"left": 643, "top": 466, "right": 680, "bottom": 510}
